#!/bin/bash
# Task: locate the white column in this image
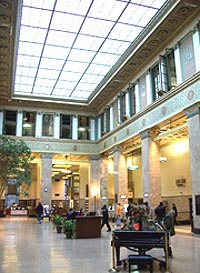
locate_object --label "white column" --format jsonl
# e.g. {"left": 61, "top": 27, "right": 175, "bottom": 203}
{"left": 146, "top": 72, "right": 152, "bottom": 104}
{"left": 72, "top": 115, "right": 78, "bottom": 140}
{"left": 125, "top": 92, "right": 130, "bottom": 117}
{"left": 174, "top": 45, "right": 182, "bottom": 85}
{"left": 110, "top": 105, "right": 114, "bottom": 131}
{"left": 193, "top": 30, "right": 200, "bottom": 72}
{"left": 97, "top": 116, "right": 101, "bottom": 139}
{"left": 90, "top": 118, "right": 95, "bottom": 140}
{"left": 54, "top": 114, "right": 60, "bottom": 139}
{"left": 135, "top": 82, "right": 140, "bottom": 113}
{"left": 0, "top": 111, "right": 3, "bottom": 134}
{"left": 16, "top": 111, "right": 23, "bottom": 137}
{"left": 36, "top": 112, "right": 42, "bottom": 138}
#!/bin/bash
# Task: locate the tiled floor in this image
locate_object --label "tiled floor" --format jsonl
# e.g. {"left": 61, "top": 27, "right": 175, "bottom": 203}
{"left": 0, "top": 216, "right": 199, "bottom": 273}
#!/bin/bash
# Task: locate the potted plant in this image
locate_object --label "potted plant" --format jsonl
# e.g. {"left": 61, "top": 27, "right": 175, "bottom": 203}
{"left": 63, "top": 219, "right": 74, "bottom": 239}
{"left": 52, "top": 214, "right": 63, "bottom": 233}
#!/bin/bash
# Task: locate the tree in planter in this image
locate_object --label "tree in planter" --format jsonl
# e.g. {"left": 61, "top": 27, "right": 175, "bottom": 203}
{"left": 0, "top": 135, "right": 34, "bottom": 199}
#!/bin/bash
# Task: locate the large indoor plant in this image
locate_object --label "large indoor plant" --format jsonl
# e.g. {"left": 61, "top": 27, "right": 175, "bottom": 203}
{"left": 52, "top": 214, "right": 63, "bottom": 233}
{"left": 63, "top": 219, "right": 74, "bottom": 239}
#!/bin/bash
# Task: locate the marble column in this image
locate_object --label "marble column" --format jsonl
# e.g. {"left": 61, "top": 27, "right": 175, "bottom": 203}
{"left": 113, "top": 146, "right": 128, "bottom": 206}
{"left": 40, "top": 153, "right": 53, "bottom": 207}
{"left": 185, "top": 103, "right": 200, "bottom": 233}
{"left": 89, "top": 155, "right": 101, "bottom": 214}
{"left": 140, "top": 130, "right": 162, "bottom": 209}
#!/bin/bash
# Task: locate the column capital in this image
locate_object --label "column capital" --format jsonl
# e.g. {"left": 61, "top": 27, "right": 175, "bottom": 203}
{"left": 140, "top": 129, "right": 151, "bottom": 140}
{"left": 40, "top": 153, "right": 53, "bottom": 160}
{"left": 185, "top": 103, "right": 200, "bottom": 119}
{"left": 89, "top": 154, "right": 101, "bottom": 161}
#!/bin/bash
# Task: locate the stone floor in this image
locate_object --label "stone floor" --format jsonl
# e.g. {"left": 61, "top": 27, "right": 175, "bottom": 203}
{"left": 0, "top": 216, "right": 199, "bottom": 273}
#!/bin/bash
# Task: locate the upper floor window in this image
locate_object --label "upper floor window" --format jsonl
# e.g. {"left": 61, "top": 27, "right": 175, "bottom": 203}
{"left": 42, "top": 113, "right": 54, "bottom": 137}
{"left": 60, "top": 114, "right": 72, "bottom": 139}
{"left": 118, "top": 91, "right": 126, "bottom": 124}
{"left": 3, "top": 110, "right": 17, "bottom": 135}
{"left": 78, "top": 116, "right": 90, "bottom": 140}
{"left": 165, "top": 50, "right": 177, "bottom": 90}
{"left": 151, "top": 63, "right": 160, "bottom": 99}
{"left": 101, "top": 107, "right": 110, "bottom": 136}
{"left": 151, "top": 50, "right": 177, "bottom": 99}
{"left": 128, "top": 83, "right": 136, "bottom": 117}
{"left": 22, "top": 111, "right": 36, "bottom": 137}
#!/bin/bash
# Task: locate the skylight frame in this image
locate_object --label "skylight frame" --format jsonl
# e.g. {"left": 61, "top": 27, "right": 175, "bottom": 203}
{"left": 13, "top": 0, "right": 168, "bottom": 103}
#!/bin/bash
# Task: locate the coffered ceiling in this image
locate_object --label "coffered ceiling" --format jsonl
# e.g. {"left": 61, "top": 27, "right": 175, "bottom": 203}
{"left": 1, "top": 0, "right": 200, "bottom": 114}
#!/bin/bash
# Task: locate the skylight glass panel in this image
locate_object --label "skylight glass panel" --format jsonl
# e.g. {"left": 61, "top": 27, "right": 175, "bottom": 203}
{"left": 50, "top": 12, "right": 84, "bottom": 32}
{"left": 68, "top": 49, "right": 95, "bottom": 63}
{"left": 88, "top": 0, "right": 125, "bottom": 21}
{"left": 16, "top": 55, "right": 40, "bottom": 67}
{"left": 86, "top": 64, "right": 111, "bottom": 75}
{"left": 15, "top": 84, "right": 33, "bottom": 93}
{"left": 39, "top": 58, "right": 65, "bottom": 70}
{"left": 37, "top": 69, "right": 61, "bottom": 80}
{"left": 59, "top": 72, "right": 82, "bottom": 82}
{"left": 100, "top": 39, "right": 130, "bottom": 55}
{"left": 18, "top": 42, "right": 43, "bottom": 56}
{"left": 74, "top": 34, "right": 104, "bottom": 51}
{"left": 62, "top": 61, "right": 89, "bottom": 73}
{"left": 16, "top": 66, "right": 37, "bottom": 77}
{"left": 23, "top": 0, "right": 55, "bottom": 10}
{"left": 109, "top": 23, "right": 142, "bottom": 42}
{"left": 15, "top": 75, "right": 34, "bottom": 86}
{"left": 55, "top": 0, "right": 92, "bottom": 15}
{"left": 35, "top": 87, "right": 53, "bottom": 95}
{"left": 76, "top": 82, "right": 97, "bottom": 92}
{"left": 71, "top": 91, "right": 92, "bottom": 99}
{"left": 19, "top": 26, "right": 47, "bottom": 44}
{"left": 42, "top": 45, "right": 70, "bottom": 59}
{"left": 14, "top": 0, "right": 168, "bottom": 101}
{"left": 52, "top": 89, "right": 73, "bottom": 97}
{"left": 92, "top": 52, "right": 118, "bottom": 66}
{"left": 46, "top": 30, "right": 77, "bottom": 47}
{"left": 55, "top": 81, "right": 77, "bottom": 90}
{"left": 21, "top": 7, "right": 52, "bottom": 28}
{"left": 80, "top": 18, "right": 115, "bottom": 37}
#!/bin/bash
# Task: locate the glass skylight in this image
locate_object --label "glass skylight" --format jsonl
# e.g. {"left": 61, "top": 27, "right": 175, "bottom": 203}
{"left": 14, "top": 0, "right": 168, "bottom": 102}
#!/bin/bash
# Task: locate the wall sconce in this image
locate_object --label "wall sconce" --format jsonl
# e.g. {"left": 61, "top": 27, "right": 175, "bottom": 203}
{"left": 160, "top": 156, "right": 168, "bottom": 162}
{"left": 128, "top": 165, "right": 139, "bottom": 170}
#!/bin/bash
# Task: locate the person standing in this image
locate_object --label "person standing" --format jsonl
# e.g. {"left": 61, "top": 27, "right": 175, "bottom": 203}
{"left": 116, "top": 202, "right": 122, "bottom": 217}
{"left": 155, "top": 202, "right": 165, "bottom": 223}
{"left": 171, "top": 203, "right": 178, "bottom": 225}
{"left": 36, "top": 202, "right": 43, "bottom": 224}
{"left": 101, "top": 205, "right": 111, "bottom": 232}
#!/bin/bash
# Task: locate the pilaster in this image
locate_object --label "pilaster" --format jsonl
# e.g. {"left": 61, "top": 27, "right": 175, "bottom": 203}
{"left": 40, "top": 153, "right": 53, "bottom": 207}
{"left": 140, "top": 130, "right": 162, "bottom": 209}
{"left": 185, "top": 103, "right": 200, "bottom": 233}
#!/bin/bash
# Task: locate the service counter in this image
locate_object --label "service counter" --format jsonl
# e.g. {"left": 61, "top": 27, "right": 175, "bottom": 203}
{"left": 10, "top": 209, "right": 28, "bottom": 215}
{"left": 75, "top": 216, "right": 102, "bottom": 238}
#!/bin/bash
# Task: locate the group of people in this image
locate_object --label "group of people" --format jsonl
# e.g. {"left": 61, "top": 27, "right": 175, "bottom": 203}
{"left": 35, "top": 202, "right": 85, "bottom": 224}
{"left": 100, "top": 201, "right": 178, "bottom": 235}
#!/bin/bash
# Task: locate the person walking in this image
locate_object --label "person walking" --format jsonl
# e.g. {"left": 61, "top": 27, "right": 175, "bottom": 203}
{"left": 36, "top": 202, "right": 43, "bottom": 224}
{"left": 101, "top": 204, "right": 111, "bottom": 232}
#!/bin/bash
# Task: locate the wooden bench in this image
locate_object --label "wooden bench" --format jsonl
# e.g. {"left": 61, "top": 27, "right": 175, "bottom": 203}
{"left": 128, "top": 254, "right": 153, "bottom": 273}
{"left": 111, "top": 230, "right": 169, "bottom": 270}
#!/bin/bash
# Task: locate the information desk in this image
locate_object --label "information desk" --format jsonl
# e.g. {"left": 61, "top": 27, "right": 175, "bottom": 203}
{"left": 75, "top": 216, "right": 102, "bottom": 238}
{"left": 10, "top": 209, "right": 28, "bottom": 215}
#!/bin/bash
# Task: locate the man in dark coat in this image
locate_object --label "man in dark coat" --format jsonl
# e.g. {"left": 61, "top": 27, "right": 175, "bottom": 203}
{"left": 36, "top": 202, "right": 43, "bottom": 224}
{"left": 101, "top": 205, "right": 111, "bottom": 232}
